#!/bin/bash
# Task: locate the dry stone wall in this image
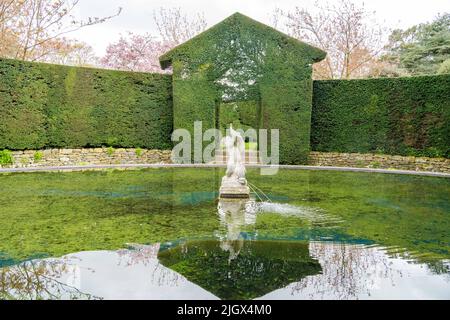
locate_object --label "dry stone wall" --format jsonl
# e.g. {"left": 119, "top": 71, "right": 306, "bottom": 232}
{"left": 4, "top": 148, "right": 172, "bottom": 168}
{"left": 1, "top": 149, "right": 449, "bottom": 174}
{"left": 309, "top": 151, "right": 450, "bottom": 173}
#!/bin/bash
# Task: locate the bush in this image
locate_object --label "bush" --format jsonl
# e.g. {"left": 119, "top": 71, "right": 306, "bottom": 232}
{"left": 33, "top": 151, "right": 43, "bottom": 162}
{"left": 0, "top": 150, "right": 13, "bottom": 165}
{"left": 312, "top": 74, "right": 450, "bottom": 158}
{"left": 1, "top": 56, "right": 448, "bottom": 163}
{"left": 106, "top": 147, "right": 115, "bottom": 156}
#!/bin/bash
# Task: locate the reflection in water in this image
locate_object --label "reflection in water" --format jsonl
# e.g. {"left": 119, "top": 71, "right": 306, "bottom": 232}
{"left": 0, "top": 241, "right": 449, "bottom": 300}
{"left": 117, "top": 243, "right": 160, "bottom": 266}
{"left": 158, "top": 240, "right": 322, "bottom": 300}
{"left": 217, "top": 199, "right": 257, "bottom": 261}
{"left": 0, "top": 248, "right": 216, "bottom": 300}
{"left": 0, "top": 198, "right": 449, "bottom": 300}
{"left": 263, "top": 242, "right": 450, "bottom": 300}
{"left": 289, "top": 242, "right": 396, "bottom": 299}
{"left": 157, "top": 199, "right": 450, "bottom": 300}
{"left": 0, "top": 258, "right": 98, "bottom": 300}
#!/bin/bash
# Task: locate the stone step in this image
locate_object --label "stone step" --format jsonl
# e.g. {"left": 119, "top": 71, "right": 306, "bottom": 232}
{"left": 211, "top": 150, "right": 261, "bottom": 164}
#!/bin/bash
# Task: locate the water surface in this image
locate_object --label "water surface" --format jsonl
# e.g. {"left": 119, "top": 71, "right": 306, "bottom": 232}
{"left": 0, "top": 168, "right": 448, "bottom": 299}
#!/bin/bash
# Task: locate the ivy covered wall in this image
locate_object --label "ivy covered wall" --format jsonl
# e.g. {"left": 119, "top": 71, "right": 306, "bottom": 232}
{"left": 311, "top": 75, "right": 450, "bottom": 158}
{"left": 160, "top": 12, "right": 326, "bottom": 164}
{"left": 0, "top": 58, "right": 173, "bottom": 150}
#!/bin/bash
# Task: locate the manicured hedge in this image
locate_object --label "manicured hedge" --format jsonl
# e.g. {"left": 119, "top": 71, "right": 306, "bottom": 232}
{"left": 311, "top": 75, "right": 450, "bottom": 158}
{"left": 218, "top": 100, "right": 260, "bottom": 134}
{"left": 161, "top": 12, "right": 326, "bottom": 164}
{"left": 0, "top": 58, "right": 173, "bottom": 150}
{"left": 2, "top": 58, "right": 448, "bottom": 161}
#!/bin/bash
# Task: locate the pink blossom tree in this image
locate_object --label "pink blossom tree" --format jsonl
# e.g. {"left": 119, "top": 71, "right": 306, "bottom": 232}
{"left": 100, "top": 32, "right": 173, "bottom": 73}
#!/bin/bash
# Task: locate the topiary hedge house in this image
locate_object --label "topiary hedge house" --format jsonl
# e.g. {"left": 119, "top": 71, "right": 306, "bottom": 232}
{"left": 160, "top": 12, "right": 326, "bottom": 164}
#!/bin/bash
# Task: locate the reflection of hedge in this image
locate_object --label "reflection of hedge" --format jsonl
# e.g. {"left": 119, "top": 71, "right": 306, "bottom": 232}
{"left": 312, "top": 75, "right": 450, "bottom": 158}
{"left": 0, "top": 58, "right": 173, "bottom": 150}
{"left": 158, "top": 240, "right": 321, "bottom": 300}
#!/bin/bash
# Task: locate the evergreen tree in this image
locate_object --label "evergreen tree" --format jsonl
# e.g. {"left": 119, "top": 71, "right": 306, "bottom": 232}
{"left": 383, "top": 13, "right": 450, "bottom": 75}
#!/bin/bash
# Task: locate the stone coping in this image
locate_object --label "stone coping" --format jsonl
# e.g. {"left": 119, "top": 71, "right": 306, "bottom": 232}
{"left": 0, "top": 163, "right": 448, "bottom": 178}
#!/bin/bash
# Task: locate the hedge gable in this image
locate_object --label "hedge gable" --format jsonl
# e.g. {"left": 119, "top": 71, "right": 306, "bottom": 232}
{"left": 311, "top": 75, "right": 450, "bottom": 158}
{"left": 0, "top": 58, "right": 173, "bottom": 150}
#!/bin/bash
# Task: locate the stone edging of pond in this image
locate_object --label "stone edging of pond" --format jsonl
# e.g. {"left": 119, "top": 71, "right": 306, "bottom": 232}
{"left": 0, "top": 163, "right": 448, "bottom": 178}
{"left": 1, "top": 148, "right": 449, "bottom": 176}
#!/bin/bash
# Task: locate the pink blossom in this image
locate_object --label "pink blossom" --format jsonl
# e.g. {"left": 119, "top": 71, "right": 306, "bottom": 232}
{"left": 100, "top": 32, "right": 174, "bottom": 73}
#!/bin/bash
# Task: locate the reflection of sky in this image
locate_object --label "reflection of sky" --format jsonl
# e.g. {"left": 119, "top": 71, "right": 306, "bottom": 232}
{"left": 56, "top": 250, "right": 218, "bottom": 300}
{"left": 69, "top": 251, "right": 219, "bottom": 299}
{"left": 259, "top": 242, "right": 450, "bottom": 300}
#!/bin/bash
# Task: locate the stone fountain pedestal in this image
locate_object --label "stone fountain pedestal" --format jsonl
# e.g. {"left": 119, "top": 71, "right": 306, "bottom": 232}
{"left": 219, "top": 176, "right": 250, "bottom": 199}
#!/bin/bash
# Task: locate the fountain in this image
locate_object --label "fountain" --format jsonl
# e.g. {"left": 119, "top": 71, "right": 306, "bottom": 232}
{"left": 219, "top": 124, "right": 250, "bottom": 198}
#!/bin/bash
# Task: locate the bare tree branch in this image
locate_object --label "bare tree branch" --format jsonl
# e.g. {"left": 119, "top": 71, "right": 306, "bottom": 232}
{"left": 274, "top": 0, "right": 386, "bottom": 79}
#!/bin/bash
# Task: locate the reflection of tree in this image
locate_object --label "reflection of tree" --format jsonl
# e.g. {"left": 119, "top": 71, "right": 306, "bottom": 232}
{"left": 0, "top": 259, "right": 99, "bottom": 300}
{"left": 117, "top": 243, "right": 161, "bottom": 267}
{"left": 117, "top": 243, "right": 186, "bottom": 288}
{"left": 289, "top": 242, "right": 403, "bottom": 299}
{"left": 425, "top": 260, "right": 450, "bottom": 276}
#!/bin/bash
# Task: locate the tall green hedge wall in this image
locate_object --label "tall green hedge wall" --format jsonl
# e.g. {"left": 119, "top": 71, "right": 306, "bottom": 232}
{"left": 1, "top": 58, "right": 449, "bottom": 160}
{"left": 0, "top": 58, "right": 173, "bottom": 150}
{"left": 312, "top": 75, "right": 450, "bottom": 158}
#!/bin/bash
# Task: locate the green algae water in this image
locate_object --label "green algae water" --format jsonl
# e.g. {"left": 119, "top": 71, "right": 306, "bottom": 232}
{"left": 0, "top": 168, "right": 449, "bottom": 299}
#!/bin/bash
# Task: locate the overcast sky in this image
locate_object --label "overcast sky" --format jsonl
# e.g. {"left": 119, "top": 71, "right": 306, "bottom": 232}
{"left": 70, "top": 0, "right": 450, "bottom": 56}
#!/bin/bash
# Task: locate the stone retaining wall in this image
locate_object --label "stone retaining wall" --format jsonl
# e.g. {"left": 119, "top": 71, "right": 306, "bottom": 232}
{"left": 308, "top": 151, "right": 450, "bottom": 173}
{"left": 3, "top": 148, "right": 172, "bottom": 168}
{"left": 1, "top": 148, "right": 449, "bottom": 174}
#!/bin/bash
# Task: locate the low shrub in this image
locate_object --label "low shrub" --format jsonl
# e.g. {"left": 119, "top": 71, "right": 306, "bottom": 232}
{"left": 106, "top": 147, "right": 115, "bottom": 157}
{"left": 33, "top": 151, "right": 43, "bottom": 162}
{"left": 0, "top": 150, "right": 13, "bottom": 165}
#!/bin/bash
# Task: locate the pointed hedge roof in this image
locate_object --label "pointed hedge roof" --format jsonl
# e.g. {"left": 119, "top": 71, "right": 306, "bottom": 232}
{"left": 159, "top": 12, "right": 326, "bottom": 69}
